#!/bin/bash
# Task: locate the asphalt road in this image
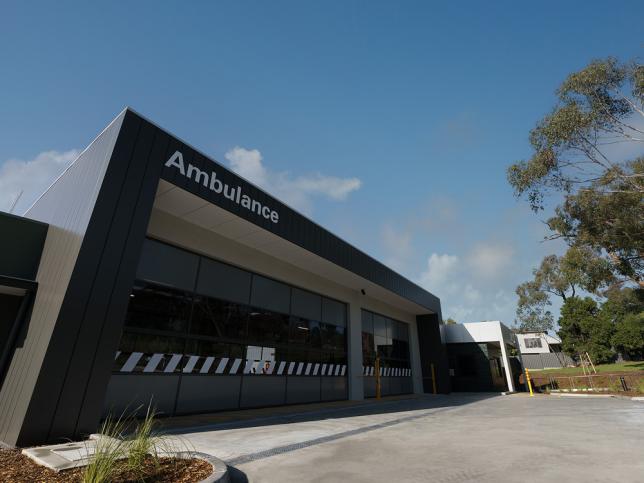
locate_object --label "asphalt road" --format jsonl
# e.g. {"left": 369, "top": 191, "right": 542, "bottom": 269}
{"left": 170, "top": 393, "right": 644, "bottom": 482}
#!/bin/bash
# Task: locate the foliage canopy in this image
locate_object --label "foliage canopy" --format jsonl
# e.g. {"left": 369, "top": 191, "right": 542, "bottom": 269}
{"left": 508, "top": 57, "right": 643, "bottom": 288}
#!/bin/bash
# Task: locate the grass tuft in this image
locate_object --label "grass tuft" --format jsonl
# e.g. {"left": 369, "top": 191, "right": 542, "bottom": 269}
{"left": 83, "top": 414, "right": 127, "bottom": 483}
{"left": 83, "top": 402, "right": 195, "bottom": 482}
{"left": 126, "top": 405, "right": 158, "bottom": 473}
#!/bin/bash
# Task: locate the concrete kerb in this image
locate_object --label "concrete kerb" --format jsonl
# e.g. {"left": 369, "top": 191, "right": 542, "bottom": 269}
{"left": 495, "top": 391, "right": 644, "bottom": 401}
{"left": 177, "top": 452, "right": 229, "bottom": 483}
{"left": 550, "top": 392, "right": 644, "bottom": 400}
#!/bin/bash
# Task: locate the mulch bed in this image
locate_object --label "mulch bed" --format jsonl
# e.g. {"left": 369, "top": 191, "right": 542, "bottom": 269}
{"left": 0, "top": 448, "right": 212, "bottom": 483}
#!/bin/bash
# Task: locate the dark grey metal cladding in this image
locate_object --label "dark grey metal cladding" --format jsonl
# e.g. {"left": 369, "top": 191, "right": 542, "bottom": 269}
{"left": 0, "top": 212, "right": 48, "bottom": 282}
{"left": 105, "top": 374, "right": 181, "bottom": 417}
{"left": 0, "top": 111, "right": 127, "bottom": 446}
{"left": 142, "top": 113, "right": 440, "bottom": 313}
{"left": 286, "top": 377, "right": 321, "bottom": 404}
{"left": 175, "top": 375, "right": 242, "bottom": 414}
{"left": 416, "top": 313, "right": 450, "bottom": 394}
{"left": 16, "top": 111, "right": 171, "bottom": 445}
{"left": 240, "top": 376, "right": 287, "bottom": 408}
{"left": 74, "top": 118, "right": 173, "bottom": 438}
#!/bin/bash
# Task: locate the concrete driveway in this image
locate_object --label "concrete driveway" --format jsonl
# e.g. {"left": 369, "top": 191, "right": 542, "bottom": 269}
{"left": 168, "top": 394, "right": 644, "bottom": 482}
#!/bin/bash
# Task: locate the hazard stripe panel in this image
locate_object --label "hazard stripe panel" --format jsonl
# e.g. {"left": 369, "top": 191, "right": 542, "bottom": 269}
{"left": 361, "top": 366, "right": 412, "bottom": 377}
{"left": 115, "top": 352, "right": 348, "bottom": 376}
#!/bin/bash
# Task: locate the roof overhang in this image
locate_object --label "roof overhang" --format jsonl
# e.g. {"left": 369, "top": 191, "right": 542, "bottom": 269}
{"left": 152, "top": 180, "right": 433, "bottom": 315}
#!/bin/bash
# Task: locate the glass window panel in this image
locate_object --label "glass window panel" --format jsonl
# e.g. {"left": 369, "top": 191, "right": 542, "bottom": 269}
{"left": 361, "top": 310, "right": 374, "bottom": 334}
{"left": 391, "top": 339, "right": 402, "bottom": 359}
{"left": 334, "top": 326, "right": 346, "bottom": 351}
{"left": 291, "top": 287, "right": 322, "bottom": 320}
{"left": 322, "top": 297, "right": 346, "bottom": 327}
{"left": 375, "top": 335, "right": 392, "bottom": 359}
{"left": 525, "top": 337, "right": 542, "bottom": 348}
{"left": 289, "top": 316, "right": 321, "bottom": 348}
{"left": 287, "top": 347, "right": 309, "bottom": 363}
{"left": 399, "top": 340, "right": 410, "bottom": 361}
{"left": 189, "top": 296, "right": 249, "bottom": 342}
{"left": 385, "top": 318, "right": 392, "bottom": 341}
{"left": 322, "top": 351, "right": 347, "bottom": 365}
{"left": 228, "top": 344, "right": 245, "bottom": 359}
{"left": 399, "top": 322, "right": 409, "bottom": 342}
{"left": 272, "top": 346, "right": 289, "bottom": 362}
{"left": 125, "top": 281, "right": 191, "bottom": 333}
{"left": 118, "top": 332, "right": 185, "bottom": 354}
{"left": 321, "top": 323, "right": 346, "bottom": 352}
{"left": 250, "top": 275, "right": 290, "bottom": 314}
{"left": 115, "top": 332, "right": 185, "bottom": 372}
{"left": 184, "top": 339, "right": 235, "bottom": 358}
{"left": 247, "top": 309, "right": 289, "bottom": 346}
{"left": 136, "top": 239, "right": 199, "bottom": 291}
{"left": 307, "top": 350, "right": 322, "bottom": 363}
{"left": 196, "top": 257, "right": 251, "bottom": 305}
{"left": 373, "top": 314, "right": 387, "bottom": 338}
{"left": 362, "top": 331, "right": 375, "bottom": 358}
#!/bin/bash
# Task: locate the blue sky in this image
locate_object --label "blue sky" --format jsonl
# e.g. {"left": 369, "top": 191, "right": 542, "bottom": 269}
{"left": 1, "top": 1, "right": 642, "bottom": 325}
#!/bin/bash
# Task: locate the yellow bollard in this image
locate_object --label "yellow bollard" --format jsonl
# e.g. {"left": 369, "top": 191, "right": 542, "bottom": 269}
{"left": 525, "top": 368, "right": 534, "bottom": 397}
{"left": 431, "top": 363, "right": 437, "bottom": 395}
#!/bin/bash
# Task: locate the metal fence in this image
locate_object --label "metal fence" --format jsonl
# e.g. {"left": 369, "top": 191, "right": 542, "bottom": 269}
{"left": 525, "top": 371, "right": 644, "bottom": 395}
{"left": 521, "top": 352, "right": 575, "bottom": 370}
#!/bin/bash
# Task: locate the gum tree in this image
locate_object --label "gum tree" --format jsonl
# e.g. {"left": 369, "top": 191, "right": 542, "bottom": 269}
{"left": 508, "top": 58, "right": 643, "bottom": 288}
{"left": 515, "top": 247, "right": 613, "bottom": 332}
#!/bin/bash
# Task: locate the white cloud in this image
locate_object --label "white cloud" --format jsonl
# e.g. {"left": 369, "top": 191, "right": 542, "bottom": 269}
{"left": 463, "top": 283, "right": 481, "bottom": 304}
{"left": 224, "top": 146, "right": 361, "bottom": 214}
{"left": 0, "top": 149, "right": 80, "bottom": 215}
{"left": 224, "top": 147, "right": 268, "bottom": 186}
{"left": 382, "top": 223, "right": 413, "bottom": 272}
{"left": 376, "top": 192, "right": 523, "bottom": 325}
{"left": 418, "top": 253, "right": 460, "bottom": 291}
{"left": 466, "top": 242, "right": 514, "bottom": 279}
{"left": 417, "top": 253, "right": 481, "bottom": 321}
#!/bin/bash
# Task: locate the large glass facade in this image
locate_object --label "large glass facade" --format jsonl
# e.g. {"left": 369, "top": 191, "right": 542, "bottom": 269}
{"left": 361, "top": 309, "right": 412, "bottom": 396}
{"left": 116, "top": 282, "right": 347, "bottom": 376}
{"left": 109, "top": 238, "right": 348, "bottom": 415}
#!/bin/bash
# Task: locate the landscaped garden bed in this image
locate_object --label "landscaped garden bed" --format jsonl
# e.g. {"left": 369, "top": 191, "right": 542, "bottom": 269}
{"left": 0, "top": 448, "right": 212, "bottom": 483}
{"left": 1, "top": 406, "right": 223, "bottom": 483}
{"left": 521, "top": 363, "right": 644, "bottom": 396}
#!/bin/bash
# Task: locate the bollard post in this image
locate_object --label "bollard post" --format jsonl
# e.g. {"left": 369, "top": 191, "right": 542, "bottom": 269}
{"left": 525, "top": 368, "right": 534, "bottom": 397}
{"left": 431, "top": 363, "right": 437, "bottom": 395}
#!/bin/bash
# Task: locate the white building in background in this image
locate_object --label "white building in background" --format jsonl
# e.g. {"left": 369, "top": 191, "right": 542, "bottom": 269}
{"left": 515, "top": 331, "right": 563, "bottom": 355}
{"left": 442, "top": 321, "right": 521, "bottom": 393}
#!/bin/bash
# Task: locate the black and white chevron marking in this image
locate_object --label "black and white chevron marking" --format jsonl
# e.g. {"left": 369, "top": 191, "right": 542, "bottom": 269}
{"left": 361, "top": 365, "right": 411, "bottom": 377}
{"left": 115, "top": 352, "right": 347, "bottom": 376}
